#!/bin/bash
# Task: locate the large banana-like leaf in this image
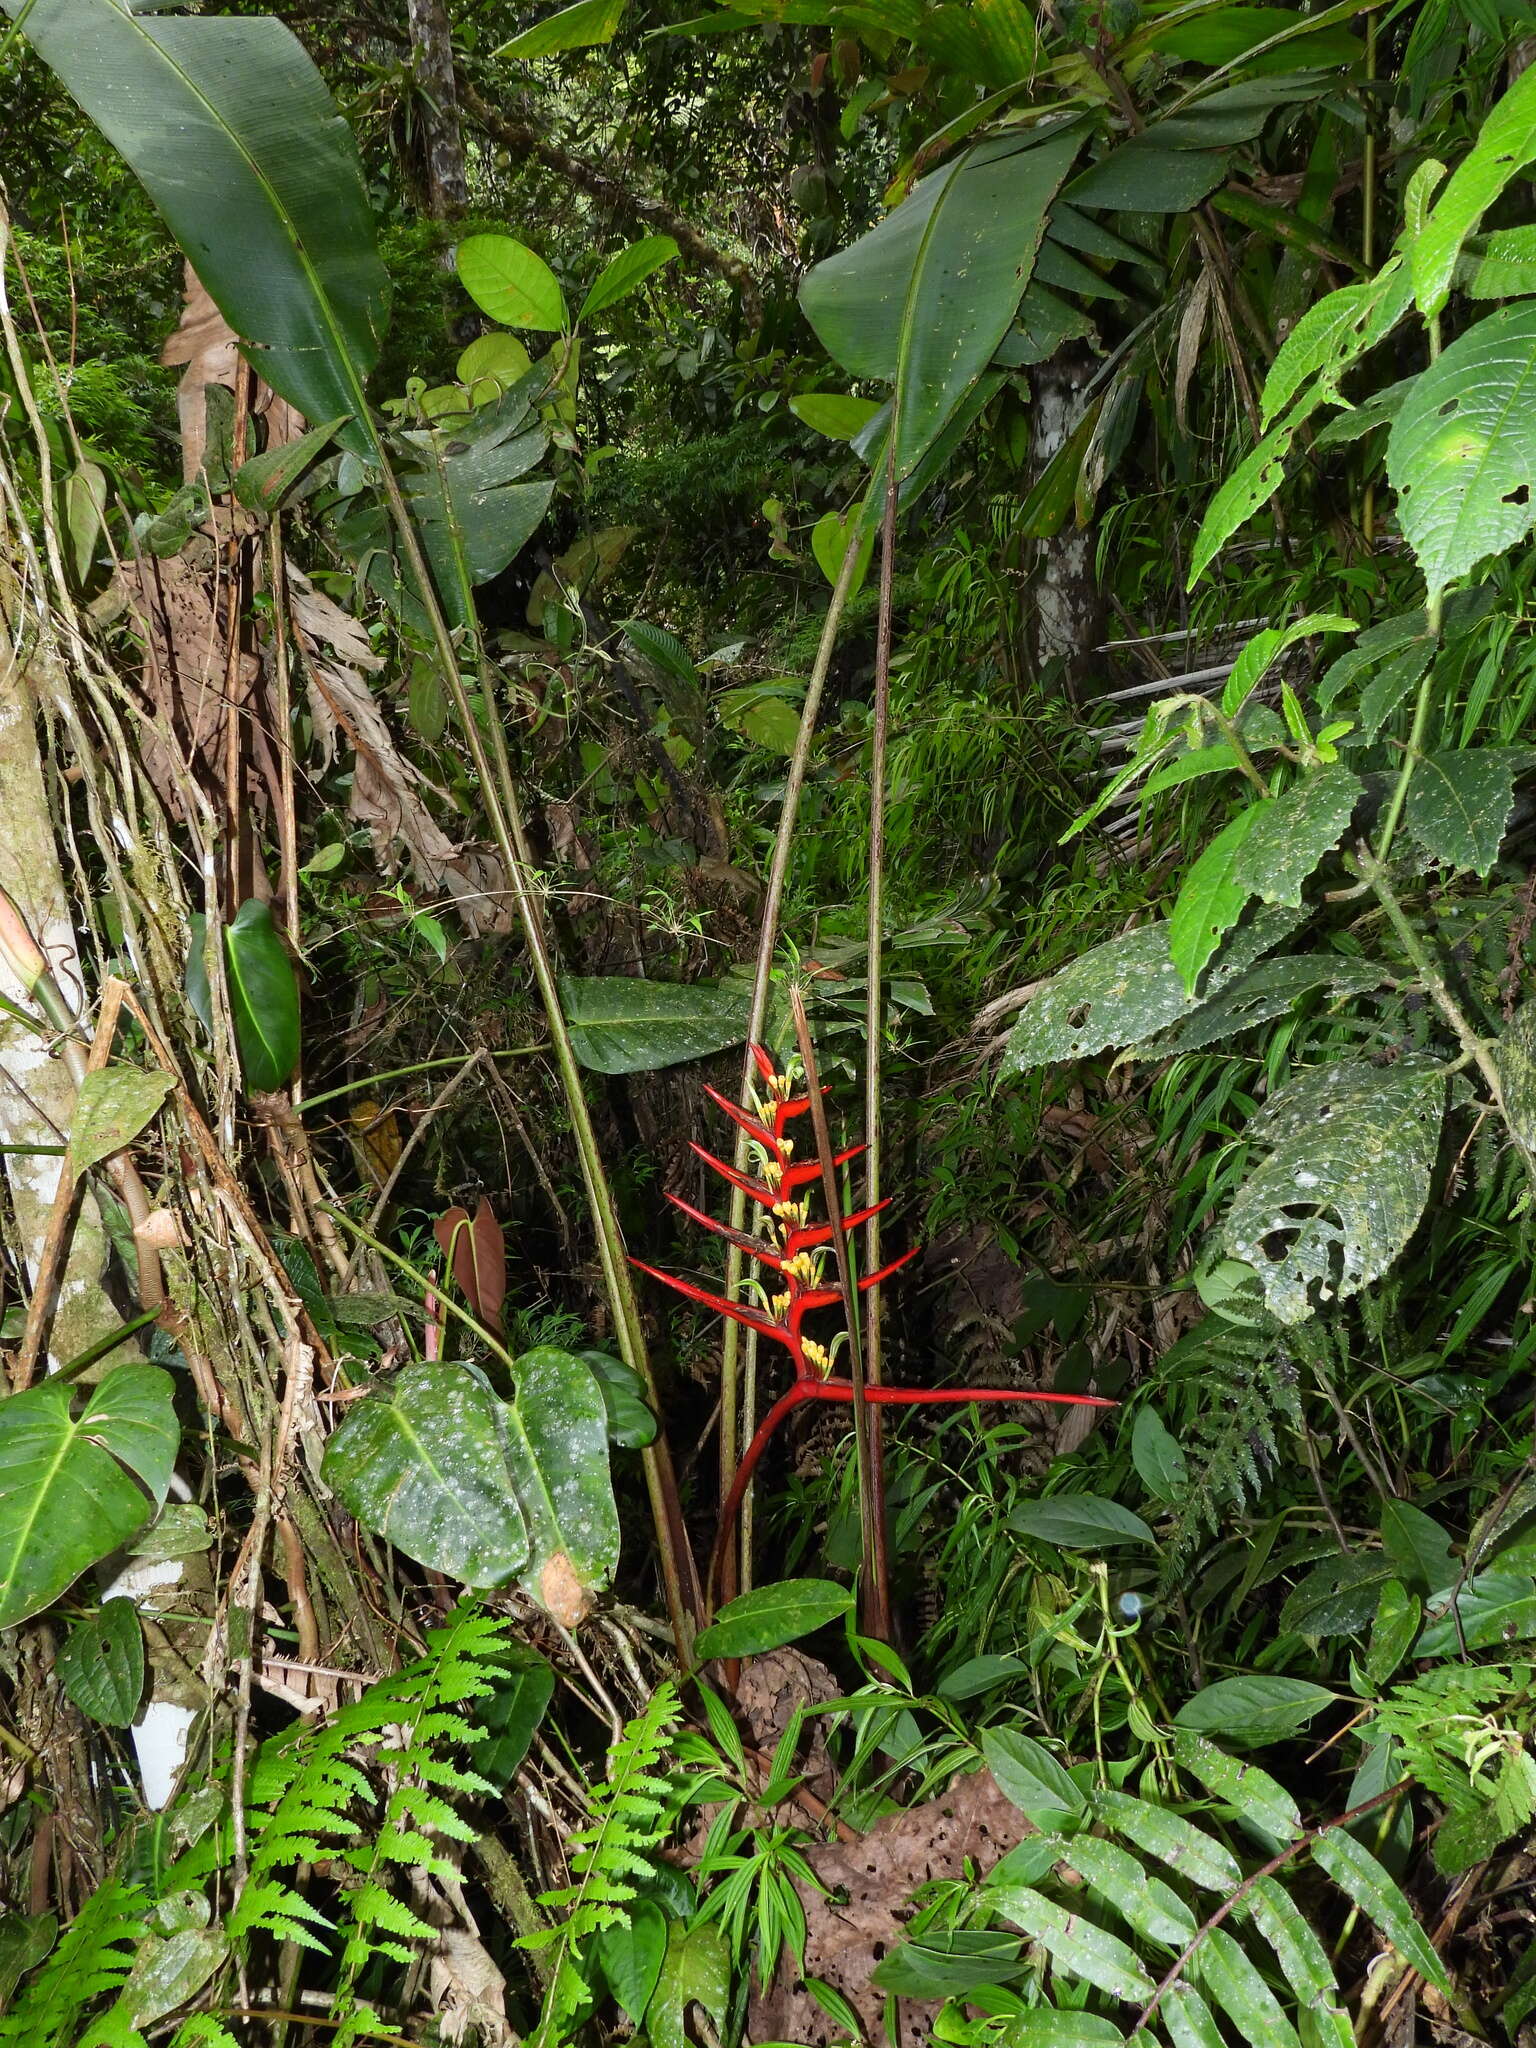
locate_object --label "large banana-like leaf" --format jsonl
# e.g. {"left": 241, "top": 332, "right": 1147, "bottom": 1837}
{"left": 800, "top": 122, "right": 1083, "bottom": 479}
{"left": 3, "top": 0, "right": 388, "bottom": 450}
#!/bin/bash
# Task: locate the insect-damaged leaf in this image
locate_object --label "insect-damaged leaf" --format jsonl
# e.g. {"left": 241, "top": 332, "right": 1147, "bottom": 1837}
{"left": 1227, "top": 765, "right": 1363, "bottom": 907}
{"left": 1404, "top": 746, "right": 1533, "bottom": 874}
{"left": 71, "top": 1068, "right": 175, "bottom": 1178}
{"left": 1002, "top": 905, "right": 1301, "bottom": 1071}
{"left": 1221, "top": 1056, "right": 1444, "bottom": 1324}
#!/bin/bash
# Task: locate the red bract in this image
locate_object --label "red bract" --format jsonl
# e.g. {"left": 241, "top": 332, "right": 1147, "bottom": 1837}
{"left": 632, "top": 1045, "right": 1115, "bottom": 1594}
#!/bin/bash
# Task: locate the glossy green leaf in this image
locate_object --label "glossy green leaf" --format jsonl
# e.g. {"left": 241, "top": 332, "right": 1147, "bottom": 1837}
{"left": 648, "top": 1919, "right": 729, "bottom": 2048}
{"left": 233, "top": 415, "right": 348, "bottom": 513}
{"left": 0, "top": 1915, "right": 57, "bottom": 2010}
{"left": 980, "top": 1728, "right": 1087, "bottom": 1825}
{"left": 1413, "top": 63, "right": 1536, "bottom": 316}
{"left": 1227, "top": 766, "right": 1362, "bottom": 907}
{"left": 1365, "top": 1581, "right": 1421, "bottom": 1688}
{"left": 936, "top": 1652, "right": 1030, "bottom": 1698}
{"left": 71, "top": 1068, "right": 175, "bottom": 1178}
{"left": 789, "top": 392, "right": 883, "bottom": 440}
{"left": 561, "top": 974, "right": 750, "bottom": 1073}
{"left": 1175, "top": 1675, "right": 1335, "bottom": 1747}
{"left": 1144, "top": 5, "right": 1361, "bottom": 66}
{"left": 456, "top": 234, "right": 567, "bottom": 331}
{"left": 871, "top": 1926, "right": 1028, "bottom": 1996}
{"left": 1170, "top": 807, "right": 1262, "bottom": 993}
{"left": 323, "top": 1364, "right": 531, "bottom": 1588}
{"left": 1222, "top": 1056, "right": 1444, "bottom": 1324}
{"left": 1388, "top": 304, "right": 1536, "bottom": 602}
{"left": 225, "top": 899, "right": 300, "bottom": 1094}
{"left": 801, "top": 125, "right": 1081, "bottom": 477}
{"left": 498, "top": 0, "right": 626, "bottom": 58}
{"left": 694, "top": 1578, "right": 853, "bottom": 1659}
{"left": 1379, "top": 1500, "right": 1455, "bottom": 1593}
{"left": 0, "top": 0, "right": 387, "bottom": 454}
{"left": 597, "top": 1898, "right": 667, "bottom": 2022}
{"left": 1172, "top": 1732, "right": 1303, "bottom": 1846}
{"left": 1403, "top": 746, "right": 1533, "bottom": 874}
{"left": 473, "top": 1646, "right": 555, "bottom": 1789}
{"left": 976, "top": 2018, "right": 1123, "bottom": 2048}
{"left": 498, "top": 1346, "right": 620, "bottom": 1617}
{"left": 1192, "top": 1925, "right": 1302, "bottom": 2048}
{"left": 1068, "top": 141, "right": 1228, "bottom": 212}
{"left": 1243, "top": 1875, "right": 1341, "bottom": 2015}
{"left": 1163, "top": 1984, "right": 1227, "bottom": 2048}
{"left": 1280, "top": 1551, "right": 1397, "bottom": 1636}
{"left": 811, "top": 503, "right": 875, "bottom": 591}
{"left": 1094, "top": 1788, "right": 1242, "bottom": 1892}
{"left": 0, "top": 1365, "right": 179, "bottom": 1627}
{"left": 580, "top": 1352, "right": 658, "bottom": 1448}
{"left": 579, "top": 235, "right": 679, "bottom": 321}
{"left": 1416, "top": 1570, "right": 1536, "bottom": 1654}
{"left": 398, "top": 383, "right": 553, "bottom": 624}
{"left": 56, "top": 1599, "right": 145, "bottom": 1727}
{"left": 123, "top": 1929, "right": 227, "bottom": 2027}
{"left": 1261, "top": 261, "right": 1410, "bottom": 427}
{"left": 1465, "top": 221, "right": 1536, "bottom": 299}
{"left": 912, "top": 0, "right": 1040, "bottom": 88}
{"left": 620, "top": 617, "right": 701, "bottom": 687}
{"left": 988, "top": 1885, "right": 1156, "bottom": 2001}
{"left": 1010, "top": 1494, "right": 1156, "bottom": 1549}
{"left": 1002, "top": 905, "right": 1301, "bottom": 1071}
{"left": 1051, "top": 1832, "right": 1197, "bottom": 1946}
{"left": 1131, "top": 1408, "right": 1187, "bottom": 1503}
{"left": 1310, "top": 1828, "right": 1450, "bottom": 1990}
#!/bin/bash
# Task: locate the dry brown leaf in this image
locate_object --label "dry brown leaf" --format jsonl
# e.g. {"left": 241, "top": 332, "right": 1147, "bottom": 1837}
{"left": 161, "top": 265, "right": 307, "bottom": 481}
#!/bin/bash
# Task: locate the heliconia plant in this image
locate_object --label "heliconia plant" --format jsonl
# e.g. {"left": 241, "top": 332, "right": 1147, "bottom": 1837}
{"left": 634, "top": 1045, "right": 1114, "bottom": 1597}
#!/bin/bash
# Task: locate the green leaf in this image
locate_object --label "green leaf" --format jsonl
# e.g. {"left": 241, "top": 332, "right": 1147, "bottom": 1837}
{"left": 1068, "top": 141, "right": 1228, "bottom": 212}
{"left": 597, "top": 1898, "right": 667, "bottom": 2023}
{"left": 1221, "top": 614, "right": 1356, "bottom": 717}
{"left": 1221, "top": 1056, "right": 1444, "bottom": 1325}
{"left": 694, "top": 1578, "right": 853, "bottom": 1659}
{"left": 1416, "top": 1570, "right": 1536, "bottom": 1654}
{"left": 963, "top": 2016, "right": 1122, "bottom": 2048}
{"left": 1242, "top": 1874, "right": 1341, "bottom": 2016}
{"left": 1002, "top": 905, "right": 1301, "bottom": 1071}
{"left": 1093, "top": 1788, "right": 1242, "bottom": 1892}
{"left": 1163, "top": 1985, "right": 1227, "bottom": 2048}
{"left": 580, "top": 1352, "right": 657, "bottom": 1448}
{"left": 648, "top": 1920, "right": 729, "bottom": 2048}
{"left": 979, "top": 1728, "right": 1087, "bottom": 1825}
{"left": 620, "top": 617, "right": 701, "bottom": 687}
{"left": 123, "top": 1929, "right": 227, "bottom": 2028}
{"left": 811, "top": 503, "right": 875, "bottom": 591}
{"left": 56, "top": 1599, "right": 144, "bottom": 1727}
{"left": 456, "top": 234, "right": 567, "bottom": 332}
{"left": 1191, "top": 1926, "right": 1302, "bottom": 2048}
{"left": 1175, "top": 1676, "right": 1335, "bottom": 1746}
{"left": 1379, "top": 1500, "right": 1455, "bottom": 1593}
{"left": 578, "top": 235, "right": 679, "bottom": 322}
{"left": 1465, "top": 221, "right": 1536, "bottom": 299}
{"left": 1144, "top": 6, "right": 1361, "bottom": 67}
{"left": 1048, "top": 1832, "right": 1197, "bottom": 1947}
{"left": 1131, "top": 1408, "right": 1187, "bottom": 1503}
{"left": 718, "top": 680, "right": 806, "bottom": 756}
{"left": 1313, "top": 373, "right": 1415, "bottom": 450}
{"left": 398, "top": 384, "right": 553, "bottom": 623}
{"left": 1315, "top": 609, "right": 1430, "bottom": 726}
{"left": 1, "top": 0, "right": 387, "bottom": 455}
{"left": 988, "top": 1885, "right": 1154, "bottom": 2000}
{"left": 1310, "top": 1828, "right": 1450, "bottom": 1991}
{"left": 871, "top": 1926, "right": 1028, "bottom": 1996}
{"left": 498, "top": 0, "right": 626, "bottom": 58}
{"left": 1189, "top": 397, "right": 1316, "bottom": 586}
{"left": 1388, "top": 303, "right": 1536, "bottom": 602}
{"left": 1170, "top": 806, "right": 1262, "bottom": 993}
{"left": 0, "top": 1915, "right": 57, "bottom": 2010}
{"left": 225, "top": 899, "right": 300, "bottom": 1094}
{"left": 1010, "top": 1494, "right": 1156, "bottom": 1549}
{"left": 1143, "top": 954, "right": 1384, "bottom": 1058}
{"left": 0, "top": 1365, "right": 179, "bottom": 1627}
{"left": 473, "top": 1647, "right": 555, "bottom": 1789}
{"left": 561, "top": 975, "right": 750, "bottom": 1073}
{"left": 936, "top": 1652, "right": 1030, "bottom": 1699}
{"left": 789, "top": 392, "right": 883, "bottom": 440}
{"left": 71, "top": 1068, "right": 174, "bottom": 1178}
{"left": 233, "top": 416, "right": 347, "bottom": 513}
{"left": 498, "top": 1346, "right": 621, "bottom": 1620}
{"left": 801, "top": 125, "right": 1081, "bottom": 477}
{"left": 1403, "top": 747, "right": 1532, "bottom": 874}
{"left": 322, "top": 1364, "right": 531, "bottom": 1588}
{"left": 1413, "top": 63, "right": 1536, "bottom": 317}
{"left": 1261, "top": 263, "right": 1410, "bottom": 427}
{"left": 1171, "top": 1732, "right": 1303, "bottom": 1846}
{"left": 1365, "top": 1581, "right": 1421, "bottom": 1688}
{"left": 1227, "top": 766, "right": 1363, "bottom": 907}
{"left": 1280, "top": 1551, "right": 1397, "bottom": 1636}
{"left": 911, "top": 0, "right": 1041, "bottom": 88}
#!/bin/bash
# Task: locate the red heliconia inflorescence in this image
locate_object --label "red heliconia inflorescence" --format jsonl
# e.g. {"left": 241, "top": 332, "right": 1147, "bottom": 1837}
{"left": 632, "top": 1045, "right": 1115, "bottom": 1581}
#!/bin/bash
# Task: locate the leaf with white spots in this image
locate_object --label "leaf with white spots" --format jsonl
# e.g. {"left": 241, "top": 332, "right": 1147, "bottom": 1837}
{"left": 1092, "top": 1788, "right": 1242, "bottom": 1893}
{"left": 1387, "top": 304, "right": 1536, "bottom": 603}
{"left": 1221, "top": 1057, "right": 1444, "bottom": 1324}
{"left": 498, "top": 1346, "right": 620, "bottom": 1625}
{"left": 1228, "top": 765, "right": 1363, "bottom": 907}
{"left": 1143, "top": 954, "right": 1384, "bottom": 1058}
{"left": 987, "top": 1885, "right": 1156, "bottom": 2001}
{"left": 1404, "top": 746, "right": 1533, "bottom": 874}
{"left": 1002, "top": 905, "right": 1302, "bottom": 1071}
{"left": 71, "top": 1067, "right": 174, "bottom": 1178}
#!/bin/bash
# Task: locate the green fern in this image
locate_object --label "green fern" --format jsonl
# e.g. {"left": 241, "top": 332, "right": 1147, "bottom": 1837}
{"left": 1372, "top": 1664, "right": 1536, "bottom": 1872}
{"left": 522, "top": 1679, "right": 683, "bottom": 2048}
{"left": 1158, "top": 1317, "right": 1301, "bottom": 1581}
{"left": 0, "top": 1878, "right": 147, "bottom": 2048}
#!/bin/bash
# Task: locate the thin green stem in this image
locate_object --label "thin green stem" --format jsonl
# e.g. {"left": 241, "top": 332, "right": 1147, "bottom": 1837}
{"left": 297, "top": 1046, "right": 548, "bottom": 1113}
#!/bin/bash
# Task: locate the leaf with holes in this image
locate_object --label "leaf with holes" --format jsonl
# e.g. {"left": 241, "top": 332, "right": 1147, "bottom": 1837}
{"left": 1221, "top": 1056, "right": 1443, "bottom": 1323}
{"left": 1388, "top": 304, "right": 1536, "bottom": 602}
{"left": 56, "top": 1599, "right": 144, "bottom": 1726}
{"left": 1227, "top": 766, "right": 1363, "bottom": 907}
{"left": 1170, "top": 808, "right": 1263, "bottom": 993}
{"left": 1261, "top": 260, "right": 1411, "bottom": 427}
{"left": 1144, "top": 954, "right": 1384, "bottom": 1058}
{"left": 1002, "top": 905, "right": 1302, "bottom": 1071}
{"left": 1280, "top": 1551, "right": 1398, "bottom": 1636}
{"left": 1499, "top": 1003, "right": 1536, "bottom": 1152}
{"left": 1413, "top": 63, "right": 1536, "bottom": 315}
{"left": 1404, "top": 746, "right": 1533, "bottom": 873}
{"left": 987, "top": 1887, "right": 1156, "bottom": 2001}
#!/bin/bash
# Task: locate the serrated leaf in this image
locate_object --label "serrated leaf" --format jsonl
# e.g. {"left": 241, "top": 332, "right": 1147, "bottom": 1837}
{"left": 1403, "top": 746, "right": 1532, "bottom": 874}
{"left": 1281, "top": 1551, "right": 1397, "bottom": 1636}
{"left": 561, "top": 975, "right": 750, "bottom": 1073}
{"left": 1466, "top": 221, "right": 1536, "bottom": 299}
{"left": 1310, "top": 1827, "right": 1450, "bottom": 1991}
{"left": 1093, "top": 1789, "right": 1242, "bottom": 1892}
{"left": 1413, "top": 63, "right": 1536, "bottom": 316}
{"left": 1261, "top": 264, "right": 1410, "bottom": 426}
{"left": 1190, "top": 397, "right": 1316, "bottom": 586}
{"left": 1172, "top": 1732, "right": 1303, "bottom": 1845}
{"left": 1221, "top": 1056, "right": 1444, "bottom": 1324}
{"left": 987, "top": 1885, "right": 1156, "bottom": 2000}
{"left": 980, "top": 1728, "right": 1087, "bottom": 1825}
{"left": 1387, "top": 303, "right": 1536, "bottom": 602}
{"left": 1170, "top": 807, "right": 1262, "bottom": 993}
{"left": 1221, "top": 614, "right": 1356, "bottom": 717}
{"left": 1143, "top": 955, "right": 1383, "bottom": 1058}
{"left": 1175, "top": 1675, "right": 1335, "bottom": 1747}
{"left": 56, "top": 1599, "right": 144, "bottom": 1727}
{"left": 1227, "top": 766, "right": 1362, "bottom": 907}
{"left": 1498, "top": 1003, "right": 1536, "bottom": 1152}
{"left": 1316, "top": 609, "right": 1432, "bottom": 726}
{"left": 1002, "top": 905, "right": 1302, "bottom": 1071}
{"left": 1192, "top": 1925, "right": 1303, "bottom": 2048}
{"left": 70, "top": 1068, "right": 174, "bottom": 1178}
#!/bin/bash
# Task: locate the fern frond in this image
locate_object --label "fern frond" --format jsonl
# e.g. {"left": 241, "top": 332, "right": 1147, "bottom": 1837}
{"left": 1157, "top": 1317, "right": 1300, "bottom": 1581}
{"left": 0, "top": 1878, "right": 147, "bottom": 2048}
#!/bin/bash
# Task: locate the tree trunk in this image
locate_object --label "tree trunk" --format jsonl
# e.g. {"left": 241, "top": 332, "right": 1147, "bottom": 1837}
{"left": 1025, "top": 347, "right": 1105, "bottom": 697}
{"left": 408, "top": 0, "right": 468, "bottom": 217}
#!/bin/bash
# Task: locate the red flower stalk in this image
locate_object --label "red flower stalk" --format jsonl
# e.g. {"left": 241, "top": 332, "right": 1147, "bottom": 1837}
{"left": 633, "top": 1044, "right": 1115, "bottom": 1601}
